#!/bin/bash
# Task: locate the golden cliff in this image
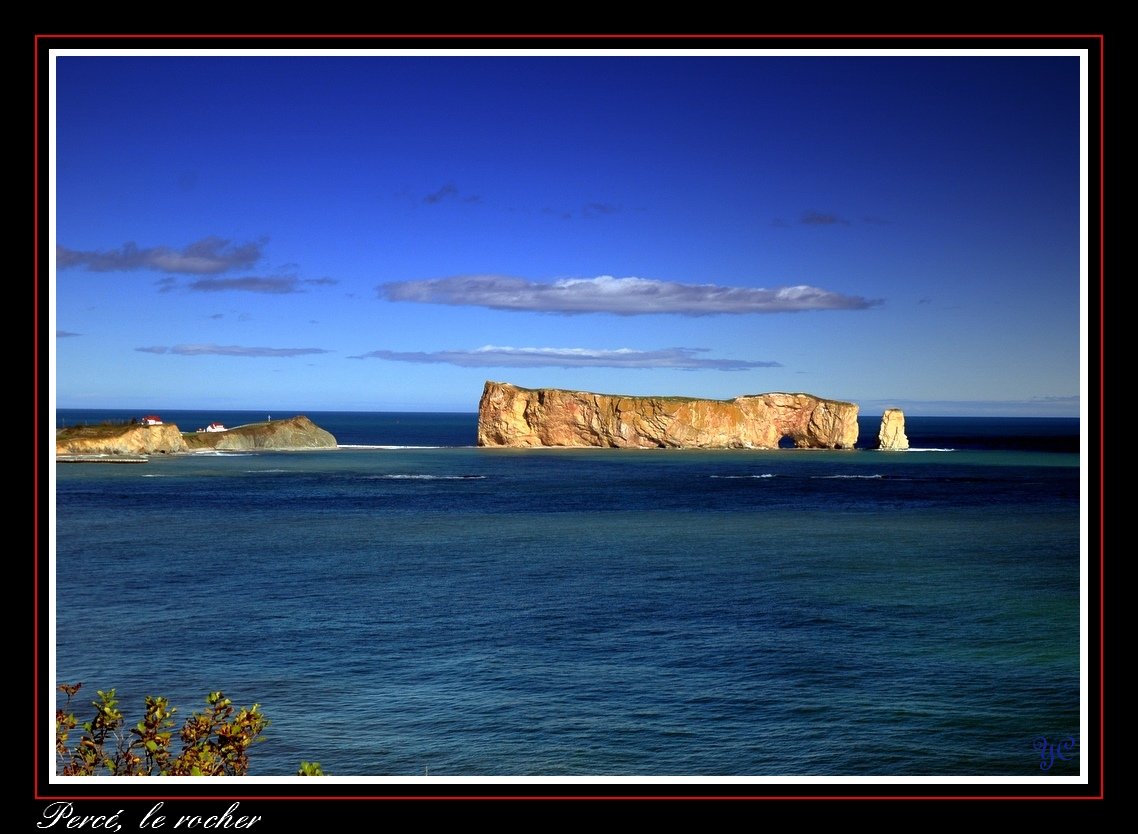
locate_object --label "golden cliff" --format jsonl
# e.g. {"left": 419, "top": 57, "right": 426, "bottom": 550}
{"left": 55, "top": 423, "right": 189, "bottom": 457}
{"left": 476, "top": 381, "right": 859, "bottom": 449}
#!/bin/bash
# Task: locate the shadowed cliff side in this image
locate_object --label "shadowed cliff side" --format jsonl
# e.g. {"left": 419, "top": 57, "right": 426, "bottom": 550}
{"left": 476, "top": 381, "right": 859, "bottom": 449}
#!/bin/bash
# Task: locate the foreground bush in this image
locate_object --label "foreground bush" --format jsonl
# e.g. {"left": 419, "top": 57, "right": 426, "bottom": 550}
{"left": 56, "top": 682, "right": 272, "bottom": 776}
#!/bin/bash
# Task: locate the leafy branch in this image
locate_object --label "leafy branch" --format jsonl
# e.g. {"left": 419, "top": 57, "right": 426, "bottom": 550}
{"left": 56, "top": 682, "right": 281, "bottom": 776}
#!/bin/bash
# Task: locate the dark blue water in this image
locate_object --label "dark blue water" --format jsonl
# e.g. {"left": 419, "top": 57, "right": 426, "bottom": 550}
{"left": 52, "top": 411, "right": 1083, "bottom": 777}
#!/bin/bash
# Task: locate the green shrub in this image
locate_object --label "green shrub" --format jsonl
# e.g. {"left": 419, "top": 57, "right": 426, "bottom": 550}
{"left": 56, "top": 682, "right": 273, "bottom": 776}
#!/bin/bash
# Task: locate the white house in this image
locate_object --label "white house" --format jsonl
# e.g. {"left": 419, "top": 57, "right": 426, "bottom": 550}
{"left": 204, "top": 422, "right": 227, "bottom": 432}
{"left": 141, "top": 415, "right": 163, "bottom": 426}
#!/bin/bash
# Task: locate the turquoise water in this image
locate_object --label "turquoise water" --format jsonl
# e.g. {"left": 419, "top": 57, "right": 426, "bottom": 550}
{"left": 52, "top": 413, "right": 1082, "bottom": 776}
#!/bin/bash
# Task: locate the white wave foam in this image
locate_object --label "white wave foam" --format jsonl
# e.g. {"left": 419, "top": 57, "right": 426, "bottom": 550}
{"left": 338, "top": 444, "right": 445, "bottom": 450}
{"left": 815, "top": 474, "right": 883, "bottom": 479}
{"left": 899, "top": 448, "right": 955, "bottom": 452}
{"left": 710, "top": 474, "right": 777, "bottom": 479}
{"left": 370, "top": 474, "right": 486, "bottom": 480}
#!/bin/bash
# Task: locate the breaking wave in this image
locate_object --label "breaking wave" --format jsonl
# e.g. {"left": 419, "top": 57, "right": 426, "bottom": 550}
{"left": 338, "top": 444, "right": 446, "bottom": 450}
{"left": 709, "top": 474, "right": 778, "bottom": 479}
{"left": 368, "top": 474, "right": 487, "bottom": 480}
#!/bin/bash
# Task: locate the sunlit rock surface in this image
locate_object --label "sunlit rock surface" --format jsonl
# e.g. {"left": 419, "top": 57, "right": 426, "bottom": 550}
{"left": 877, "top": 408, "right": 910, "bottom": 451}
{"left": 476, "top": 381, "right": 859, "bottom": 449}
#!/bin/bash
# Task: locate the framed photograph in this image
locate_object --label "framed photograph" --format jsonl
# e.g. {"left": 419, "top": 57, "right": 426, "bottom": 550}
{"left": 36, "top": 32, "right": 1103, "bottom": 818}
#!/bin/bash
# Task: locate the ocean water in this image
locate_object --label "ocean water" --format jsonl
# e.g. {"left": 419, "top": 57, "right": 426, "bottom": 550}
{"left": 51, "top": 411, "right": 1083, "bottom": 777}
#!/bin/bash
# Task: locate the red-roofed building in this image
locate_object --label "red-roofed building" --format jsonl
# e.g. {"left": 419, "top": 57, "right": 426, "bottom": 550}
{"left": 141, "top": 415, "right": 163, "bottom": 426}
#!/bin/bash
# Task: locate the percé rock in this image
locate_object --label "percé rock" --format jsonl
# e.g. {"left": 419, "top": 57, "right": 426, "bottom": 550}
{"left": 476, "top": 381, "right": 859, "bottom": 449}
{"left": 877, "top": 408, "right": 910, "bottom": 451}
{"left": 55, "top": 423, "right": 190, "bottom": 457}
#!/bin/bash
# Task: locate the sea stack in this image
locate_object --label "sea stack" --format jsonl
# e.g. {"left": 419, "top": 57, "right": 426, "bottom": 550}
{"left": 877, "top": 408, "right": 910, "bottom": 450}
{"left": 476, "top": 381, "right": 859, "bottom": 449}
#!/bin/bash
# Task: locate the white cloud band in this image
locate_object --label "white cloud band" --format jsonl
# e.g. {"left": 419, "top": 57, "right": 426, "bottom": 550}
{"left": 136, "top": 344, "right": 330, "bottom": 358}
{"left": 351, "top": 345, "right": 779, "bottom": 371}
{"left": 379, "top": 275, "right": 879, "bottom": 315}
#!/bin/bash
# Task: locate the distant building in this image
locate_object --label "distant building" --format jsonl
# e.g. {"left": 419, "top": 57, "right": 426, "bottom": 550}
{"left": 205, "top": 422, "right": 227, "bottom": 433}
{"left": 141, "top": 415, "right": 163, "bottom": 426}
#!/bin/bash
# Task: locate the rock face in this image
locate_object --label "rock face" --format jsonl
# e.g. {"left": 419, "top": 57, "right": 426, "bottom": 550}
{"left": 477, "top": 381, "right": 859, "bottom": 449}
{"left": 877, "top": 408, "right": 910, "bottom": 450}
{"left": 55, "top": 423, "right": 189, "bottom": 457}
{"left": 57, "top": 415, "right": 337, "bottom": 456}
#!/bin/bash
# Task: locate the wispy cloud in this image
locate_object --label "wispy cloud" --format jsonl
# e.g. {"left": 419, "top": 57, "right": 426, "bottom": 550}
{"left": 772, "top": 212, "right": 857, "bottom": 228}
{"left": 422, "top": 183, "right": 483, "bottom": 205}
{"left": 136, "top": 343, "right": 331, "bottom": 358}
{"left": 859, "top": 396, "right": 1080, "bottom": 417}
{"left": 800, "top": 210, "right": 850, "bottom": 226}
{"left": 350, "top": 345, "right": 779, "bottom": 371}
{"left": 56, "top": 330, "right": 81, "bottom": 338}
{"left": 186, "top": 276, "right": 337, "bottom": 294}
{"left": 423, "top": 183, "right": 458, "bottom": 204}
{"left": 57, "top": 237, "right": 264, "bottom": 274}
{"left": 542, "top": 202, "right": 620, "bottom": 220}
{"left": 379, "top": 275, "right": 880, "bottom": 315}
{"left": 581, "top": 202, "right": 620, "bottom": 218}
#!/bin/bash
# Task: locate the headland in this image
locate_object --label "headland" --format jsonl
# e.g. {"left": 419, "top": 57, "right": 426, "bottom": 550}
{"left": 55, "top": 415, "right": 337, "bottom": 459}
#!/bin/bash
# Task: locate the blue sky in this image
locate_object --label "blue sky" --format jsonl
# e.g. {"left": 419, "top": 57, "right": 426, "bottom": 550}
{"left": 50, "top": 50, "right": 1086, "bottom": 416}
